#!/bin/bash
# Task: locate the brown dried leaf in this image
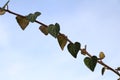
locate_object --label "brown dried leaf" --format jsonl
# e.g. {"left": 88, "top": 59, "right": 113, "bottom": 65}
{"left": 16, "top": 16, "right": 29, "bottom": 30}
{"left": 39, "top": 26, "right": 48, "bottom": 35}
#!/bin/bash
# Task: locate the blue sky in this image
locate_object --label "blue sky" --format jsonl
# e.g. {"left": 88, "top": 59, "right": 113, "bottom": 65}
{"left": 0, "top": 0, "right": 120, "bottom": 80}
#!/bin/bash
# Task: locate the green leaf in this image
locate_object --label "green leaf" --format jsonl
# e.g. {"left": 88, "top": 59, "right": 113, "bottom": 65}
{"left": 101, "top": 67, "right": 106, "bottom": 75}
{"left": 84, "top": 56, "right": 98, "bottom": 71}
{"left": 67, "top": 42, "right": 81, "bottom": 58}
{"left": 48, "top": 23, "right": 60, "bottom": 38}
{"left": 39, "top": 25, "right": 48, "bottom": 35}
{"left": 26, "top": 12, "right": 41, "bottom": 22}
{"left": 55, "top": 23, "right": 60, "bottom": 28}
{"left": 35, "top": 12, "right": 41, "bottom": 16}
{"left": 57, "top": 34, "right": 67, "bottom": 50}
{"left": 16, "top": 16, "right": 29, "bottom": 30}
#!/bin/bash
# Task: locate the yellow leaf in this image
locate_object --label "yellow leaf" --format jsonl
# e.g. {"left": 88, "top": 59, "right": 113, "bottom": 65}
{"left": 57, "top": 34, "right": 67, "bottom": 50}
{"left": 99, "top": 52, "right": 105, "bottom": 60}
{"left": 16, "top": 16, "right": 29, "bottom": 30}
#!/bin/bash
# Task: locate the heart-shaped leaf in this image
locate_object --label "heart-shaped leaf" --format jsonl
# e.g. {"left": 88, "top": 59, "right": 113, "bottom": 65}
{"left": 48, "top": 23, "right": 60, "bottom": 38}
{"left": 39, "top": 25, "right": 48, "bottom": 35}
{"left": 84, "top": 56, "right": 97, "bottom": 71}
{"left": 26, "top": 12, "right": 41, "bottom": 23}
{"left": 16, "top": 16, "right": 29, "bottom": 30}
{"left": 57, "top": 34, "right": 67, "bottom": 50}
{"left": 67, "top": 42, "right": 81, "bottom": 58}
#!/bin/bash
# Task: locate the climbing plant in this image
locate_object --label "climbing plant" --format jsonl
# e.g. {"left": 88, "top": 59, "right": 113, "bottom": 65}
{"left": 0, "top": 1, "right": 120, "bottom": 80}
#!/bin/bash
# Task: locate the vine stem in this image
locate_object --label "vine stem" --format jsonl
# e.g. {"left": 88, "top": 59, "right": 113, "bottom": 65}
{"left": 1, "top": 8, "right": 120, "bottom": 77}
{"left": 85, "top": 51, "right": 120, "bottom": 77}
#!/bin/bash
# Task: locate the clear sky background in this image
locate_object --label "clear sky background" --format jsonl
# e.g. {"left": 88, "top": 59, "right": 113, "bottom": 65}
{"left": 0, "top": 0, "right": 120, "bottom": 80}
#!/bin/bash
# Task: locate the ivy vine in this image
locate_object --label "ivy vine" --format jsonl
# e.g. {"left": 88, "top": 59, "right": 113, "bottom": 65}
{"left": 0, "top": 1, "right": 120, "bottom": 80}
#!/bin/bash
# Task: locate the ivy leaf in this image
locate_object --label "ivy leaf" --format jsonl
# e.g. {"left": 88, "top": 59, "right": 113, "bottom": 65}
{"left": 16, "top": 16, "right": 29, "bottom": 30}
{"left": 67, "top": 42, "right": 81, "bottom": 58}
{"left": 101, "top": 67, "right": 106, "bottom": 75}
{"left": 0, "top": 9, "right": 6, "bottom": 15}
{"left": 39, "top": 25, "right": 48, "bottom": 35}
{"left": 48, "top": 23, "right": 60, "bottom": 38}
{"left": 84, "top": 56, "right": 98, "bottom": 71}
{"left": 57, "top": 34, "right": 67, "bottom": 50}
{"left": 26, "top": 12, "right": 41, "bottom": 22}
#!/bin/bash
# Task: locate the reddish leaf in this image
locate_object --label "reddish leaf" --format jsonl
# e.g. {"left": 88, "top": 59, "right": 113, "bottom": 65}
{"left": 39, "top": 26, "right": 48, "bottom": 35}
